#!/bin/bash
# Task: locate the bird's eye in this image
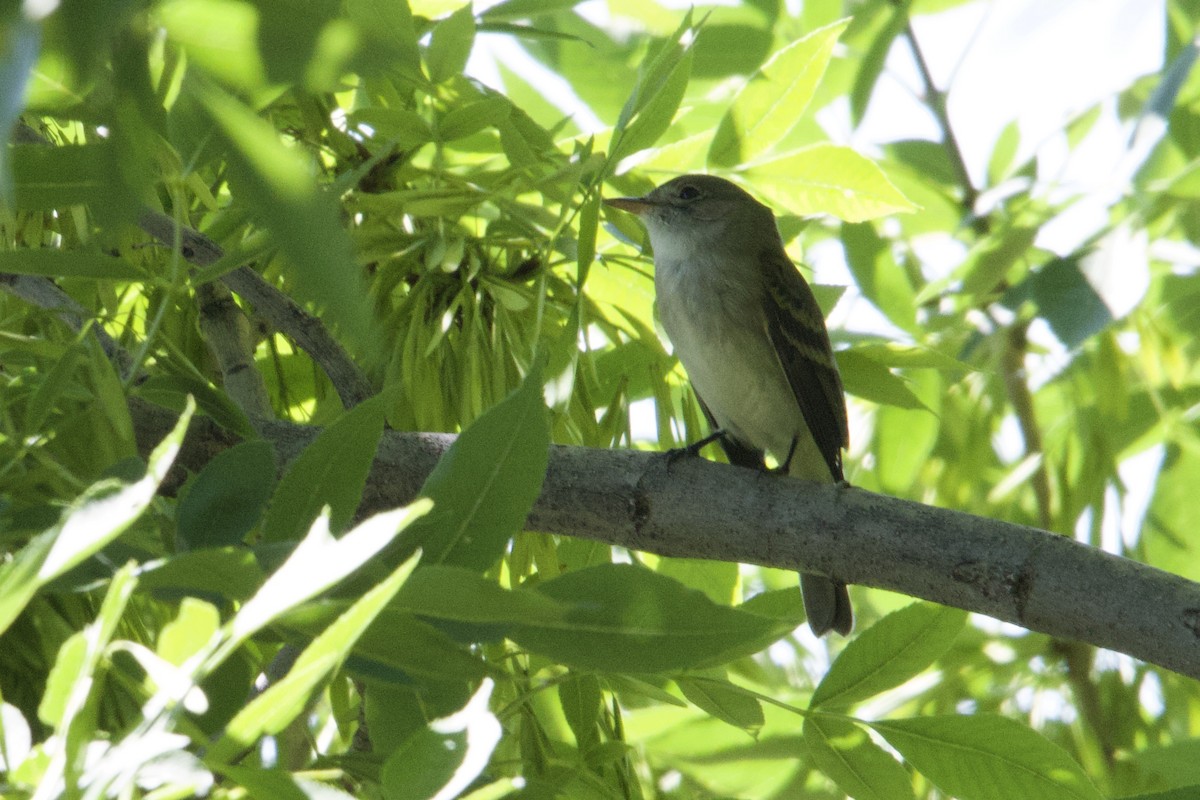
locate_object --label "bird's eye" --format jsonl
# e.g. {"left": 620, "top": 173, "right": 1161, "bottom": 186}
{"left": 677, "top": 185, "right": 700, "bottom": 200}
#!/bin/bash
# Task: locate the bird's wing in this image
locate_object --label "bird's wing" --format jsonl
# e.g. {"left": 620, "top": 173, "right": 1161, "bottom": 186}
{"left": 762, "top": 249, "right": 849, "bottom": 482}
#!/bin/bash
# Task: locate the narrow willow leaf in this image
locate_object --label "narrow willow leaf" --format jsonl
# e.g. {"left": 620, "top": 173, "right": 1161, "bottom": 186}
{"left": 811, "top": 603, "right": 965, "bottom": 710}
{"left": 871, "top": 715, "right": 1104, "bottom": 800}
{"left": 850, "top": 9, "right": 904, "bottom": 126}
{"left": 393, "top": 565, "right": 566, "bottom": 627}
{"left": 805, "top": 714, "right": 915, "bottom": 800}
{"left": 708, "top": 19, "right": 850, "bottom": 167}
{"left": 959, "top": 224, "right": 1038, "bottom": 298}
{"left": 611, "top": 49, "right": 692, "bottom": 166}
{"left": 610, "top": 11, "right": 694, "bottom": 165}
{"left": 841, "top": 222, "right": 916, "bottom": 332}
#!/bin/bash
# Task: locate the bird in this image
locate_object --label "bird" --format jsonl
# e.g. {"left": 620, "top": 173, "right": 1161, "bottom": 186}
{"left": 605, "top": 174, "right": 853, "bottom": 636}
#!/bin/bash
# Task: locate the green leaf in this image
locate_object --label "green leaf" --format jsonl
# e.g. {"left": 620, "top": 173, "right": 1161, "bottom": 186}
{"left": 177, "top": 440, "right": 277, "bottom": 550}
{"left": 196, "top": 80, "right": 371, "bottom": 350}
{"left": 218, "top": 767, "right": 350, "bottom": 800}
{"left": 0, "top": 250, "right": 143, "bottom": 280}
{"left": 835, "top": 349, "right": 927, "bottom": 410}
{"left": 350, "top": 107, "right": 432, "bottom": 149}
{"left": 842, "top": 222, "right": 916, "bottom": 332}
{"left": 692, "top": 23, "right": 773, "bottom": 79}
{"left": 744, "top": 144, "right": 917, "bottom": 223}
{"left": 988, "top": 120, "right": 1021, "bottom": 185}
{"left": 394, "top": 565, "right": 566, "bottom": 627}
{"left": 0, "top": 399, "right": 192, "bottom": 636}
{"left": 850, "top": 9, "right": 904, "bottom": 126}
{"left": 1118, "top": 789, "right": 1200, "bottom": 800}
{"left": 425, "top": 4, "right": 475, "bottom": 84}
{"left": 222, "top": 502, "right": 431, "bottom": 657}
{"left": 870, "top": 715, "right": 1104, "bottom": 800}
{"left": 811, "top": 603, "right": 966, "bottom": 709}
{"left": 611, "top": 49, "right": 692, "bottom": 166}
{"left": 1019, "top": 255, "right": 1114, "bottom": 349}
{"left": 380, "top": 679, "right": 501, "bottom": 800}
{"left": 874, "top": 374, "right": 940, "bottom": 493}
{"left": 345, "top": 0, "right": 422, "bottom": 80}
{"left": 158, "top": 598, "right": 222, "bottom": 666}
{"left": 576, "top": 188, "right": 600, "bottom": 284}
{"left": 39, "top": 565, "right": 137, "bottom": 732}
{"left": 708, "top": 18, "right": 849, "bottom": 168}
{"left": 157, "top": 0, "right": 267, "bottom": 91}
{"left": 958, "top": 224, "right": 1038, "bottom": 298}
{"left": 410, "top": 368, "right": 549, "bottom": 571}
{"left": 10, "top": 143, "right": 114, "bottom": 211}
{"left": 654, "top": 558, "right": 738, "bottom": 605}
{"left": 261, "top": 394, "right": 386, "bottom": 543}
{"left": 676, "top": 676, "right": 764, "bottom": 734}
{"left": 345, "top": 608, "right": 488, "bottom": 682}
{"left": 256, "top": 0, "right": 343, "bottom": 88}
{"left": 138, "top": 547, "right": 265, "bottom": 603}
{"left": 559, "top": 673, "right": 602, "bottom": 747}
{"left": 805, "top": 714, "right": 915, "bottom": 800}
{"left": 480, "top": 0, "right": 583, "bottom": 22}
{"left": 610, "top": 12, "right": 694, "bottom": 166}
{"left": 508, "top": 564, "right": 794, "bottom": 673}
{"left": 207, "top": 549, "right": 421, "bottom": 764}
{"left": 887, "top": 139, "right": 959, "bottom": 186}
{"left": 438, "top": 97, "right": 511, "bottom": 141}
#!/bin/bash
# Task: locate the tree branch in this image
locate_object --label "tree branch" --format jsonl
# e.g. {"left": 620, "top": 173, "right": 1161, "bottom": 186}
{"left": 130, "top": 399, "right": 1200, "bottom": 683}
{"left": 0, "top": 272, "right": 134, "bottom": 378}
{"left": 136, "top": 210, "right": 374, "bottom": 409}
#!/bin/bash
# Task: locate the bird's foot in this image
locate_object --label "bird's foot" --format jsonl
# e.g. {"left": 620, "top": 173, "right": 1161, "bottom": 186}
{"left": 664, "top": 429, "right": 726, "bottom": 466}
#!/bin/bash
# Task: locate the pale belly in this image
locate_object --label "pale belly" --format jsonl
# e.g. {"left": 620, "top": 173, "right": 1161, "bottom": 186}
{"left": 664, "top": 307, "right": 832, "bottom": 482}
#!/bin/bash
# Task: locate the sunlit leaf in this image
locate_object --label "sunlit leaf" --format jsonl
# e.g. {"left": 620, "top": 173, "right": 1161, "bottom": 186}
{"left": 871, "top": 715, "right": 1104, "bottom": 800}
{"left": 745, "top": 144, "right": 917, "bottom": 222}
{"left": 708, "top": 19, "right": 850, "bottom": 167}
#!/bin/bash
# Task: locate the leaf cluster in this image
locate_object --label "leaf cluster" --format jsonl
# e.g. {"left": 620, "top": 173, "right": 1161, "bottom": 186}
{"left": 2, "top": 0, "right": 1200, "bottom": 799}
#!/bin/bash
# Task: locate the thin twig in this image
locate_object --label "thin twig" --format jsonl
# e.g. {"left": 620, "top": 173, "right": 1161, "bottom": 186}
{"left": 135, "top": 210, "right": 374, "bottom": 409}
{"left": 897, "top": 13, "right": 987, "bottom": 234}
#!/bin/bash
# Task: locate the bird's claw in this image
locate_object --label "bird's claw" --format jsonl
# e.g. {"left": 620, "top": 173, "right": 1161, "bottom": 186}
{"left": 663, "top": 430, "right": 726, "bottom": 467}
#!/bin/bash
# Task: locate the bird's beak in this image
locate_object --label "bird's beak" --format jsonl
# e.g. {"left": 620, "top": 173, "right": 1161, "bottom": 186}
{"left": 603, "top": 196, "right": 653, "bottom": 216}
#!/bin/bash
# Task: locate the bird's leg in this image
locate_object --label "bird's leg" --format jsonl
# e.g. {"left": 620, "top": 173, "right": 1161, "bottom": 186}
{"left": 771, "top": 435, "right": 801, "bottom": 475}
{"left": 664, "top": 429, "right": 726, "bottom": 465}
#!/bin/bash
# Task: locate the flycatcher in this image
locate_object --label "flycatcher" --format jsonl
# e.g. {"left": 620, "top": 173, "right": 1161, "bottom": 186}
{"left": 605, "top": 174, "right": 853, "bottom": 636}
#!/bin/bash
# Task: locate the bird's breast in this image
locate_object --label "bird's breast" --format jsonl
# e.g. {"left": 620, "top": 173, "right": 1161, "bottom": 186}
{"left": 655, "top": 258, "right": 808, "bottom": 463}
